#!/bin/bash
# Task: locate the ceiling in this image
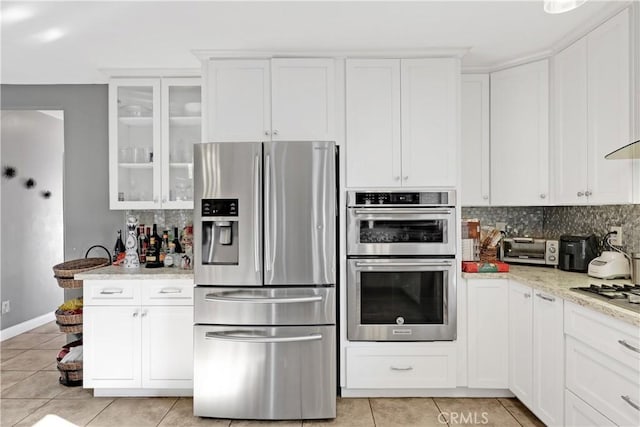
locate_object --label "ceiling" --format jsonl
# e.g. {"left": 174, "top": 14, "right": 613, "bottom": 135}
{"left": 0, "top": 0, "right": 630, "bottom": 84}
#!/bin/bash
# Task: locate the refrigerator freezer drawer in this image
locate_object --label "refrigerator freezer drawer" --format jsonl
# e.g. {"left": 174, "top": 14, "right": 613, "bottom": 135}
{"left": 194, "top": 286, "right": 335, "bottom": 325}
{"left": 194, "top": 325, "right": 336, "bottom": 420}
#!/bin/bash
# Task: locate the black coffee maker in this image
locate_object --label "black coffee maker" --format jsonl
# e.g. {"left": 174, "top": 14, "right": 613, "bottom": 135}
{"left": 559, "top": 234, "right": 599, "bottom": 272}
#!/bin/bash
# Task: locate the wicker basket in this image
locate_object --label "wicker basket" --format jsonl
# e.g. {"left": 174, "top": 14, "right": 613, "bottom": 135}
{"left": 53, "top": 257, "right": 109, "bottom": 278}
{"left": 52, "top": 245, "right": 111, "bottom": 288}
{"left": 55, "top": 310, "right": 82, "bottom": 326}
{"left": 58, "top": 361, "right": 82, "bottom": 387}
{"left": 56, "top": 322, "right": 82, "bottom": 334}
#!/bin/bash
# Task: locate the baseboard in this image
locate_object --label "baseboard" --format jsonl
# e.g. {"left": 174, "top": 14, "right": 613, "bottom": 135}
{"left": 340, "top": 387, "right": 515, "bottom": 398}
{"left": 0, "top": 312, "right": 56, "bottom": 341}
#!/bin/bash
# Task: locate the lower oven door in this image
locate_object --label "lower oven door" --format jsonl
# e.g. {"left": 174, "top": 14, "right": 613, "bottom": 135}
{"left": 194, "top": 325, "right": 336, "bottom": 420}
{"left": 347, "top": 258, "right": 456, "bottom": 341}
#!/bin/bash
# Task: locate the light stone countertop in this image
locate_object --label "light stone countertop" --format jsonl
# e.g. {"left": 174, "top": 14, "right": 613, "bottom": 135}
{"left": 463, "top": 265, "right": 640, "bottom": 327}
{"left": 75, "top": 265, "right": 194, "bottom": 280}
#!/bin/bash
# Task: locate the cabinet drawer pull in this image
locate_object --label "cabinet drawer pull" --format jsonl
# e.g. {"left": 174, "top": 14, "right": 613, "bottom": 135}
{"left": 621, "top": 395, "right": 640, "bottom": 411}
{"left": 390, "top": 365, "right": 413, "bottom": 371}
{"left": 100, "top": 289, "right": 123, "bottom": 295}
{"left": 618, "top": 339, "right": 640, "bottom": 354}
{"left": 159, "top": 288, "right": 182, "bottom": 294}
{"left": 536, "top": 293, "right": 555, "bottom": 302}
{"left": 524, "top": 293, "right": 531, "bottom": 298}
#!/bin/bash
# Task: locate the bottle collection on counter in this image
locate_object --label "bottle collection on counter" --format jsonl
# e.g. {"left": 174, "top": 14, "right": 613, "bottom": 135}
{"left": 112, "top": 222, "right": 193, "bottom": 269}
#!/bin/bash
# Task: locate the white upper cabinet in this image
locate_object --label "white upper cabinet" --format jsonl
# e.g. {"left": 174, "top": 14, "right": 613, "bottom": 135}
{"left": 461, "top": 74, "right": 490, "bottom": 205}
{"left": 109, "top": 77, "right": 201, "bottom": 210}
{"left": 205, "top": 58, "right": 335, "bottom": 142}
{"left": 401, "top": 58, "right": 459, "bottom": 187}
{"left": 490, "top": 59, "right": 549, "bottom": 206}
{"left": 346, "top": 58, "right": 459, "bottom": 188}
{"left": 205, "top": 59, "right": 271, "bottom": 142}
{"left": 346, "top": 59, "right": 401, "bottom": 187}
{"left": 553, "top": 9, "right": 631, "bottom": 205}
{"left": 271, "top": 58, "right": 336, "bottom": 141}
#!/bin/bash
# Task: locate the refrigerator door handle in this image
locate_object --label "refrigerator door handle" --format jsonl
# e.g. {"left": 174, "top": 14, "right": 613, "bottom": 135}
{"left": 253, "top": 153, "right": 261, "bottom": 279}
{"left": 205, "top": 331, "right": 323, "bottom": 343}
{"left": 264, "top": 153, "right": 272, "bottom": 274}
{"left": 205, "top": 293, "right": 323, "bottom": 304}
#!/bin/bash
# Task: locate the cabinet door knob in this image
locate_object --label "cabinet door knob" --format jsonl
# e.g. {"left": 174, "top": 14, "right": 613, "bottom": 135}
{"left": 483, "top": 195, "right": 489, "bottom": 200}
{"left": 141, "top": 310, "right": 147, "bottom": 317}
{"left": 540, "top": 194, "right": 546, "bottom": 199}
{"left": 585, "top": 190, "right": 592, "bottom": 197}
{"left": 272, "top": 130, "right": 279, "bottom": 136}
{"left": 577, "top": 191, "right": 584, "bottom": 197}
{"left": 162, "top": 198, "right": 167, "bottom": 203}
{"left": 133, "top": 311, "right": 139, "bottom": 317}
{"left": 403, "top": 176, "right": 409, "bottom": 180}
{"left": 394, "top": 176, "right": 400, "bottom": 181}
{"left": 264, "top": 130, "right": 270, "bottom": 136}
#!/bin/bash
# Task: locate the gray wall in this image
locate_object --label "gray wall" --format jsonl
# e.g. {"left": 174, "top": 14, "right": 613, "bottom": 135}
{"left": 1, "top": 111, "right": 64, "bottom": 329}
{"left": 1, "top": 85, "right": 122, "bottom": 330}
{"left": 1, "top": 85, "right": 121, "bottom": 260}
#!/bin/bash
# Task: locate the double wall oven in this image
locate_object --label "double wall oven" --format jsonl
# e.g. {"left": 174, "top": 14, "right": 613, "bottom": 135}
{"left": 347, "top": 190, "right": 457, "bottom": 341}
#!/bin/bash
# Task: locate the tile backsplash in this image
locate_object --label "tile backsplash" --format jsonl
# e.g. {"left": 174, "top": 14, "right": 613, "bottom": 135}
{"left": 462, "top": 204, "right": 640, "bottom": 254}
{"left": 123, "top": 210, "right": 193, "bottom": 234}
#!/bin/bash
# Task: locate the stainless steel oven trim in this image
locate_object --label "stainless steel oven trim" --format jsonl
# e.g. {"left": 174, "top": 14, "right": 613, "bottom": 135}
{"left": 347, "top": 258, "right": 457, "bottom": 341}
{"left": 347, "top": 208, "right": 456, "bottom": 256}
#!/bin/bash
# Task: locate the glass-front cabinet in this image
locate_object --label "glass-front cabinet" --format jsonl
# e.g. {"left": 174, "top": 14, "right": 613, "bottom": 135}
{"left": 109, "top": 76, "right": 201, "bottom": 210}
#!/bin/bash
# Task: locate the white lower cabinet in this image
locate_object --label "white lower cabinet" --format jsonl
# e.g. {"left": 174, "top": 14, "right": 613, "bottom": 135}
{"left": 564, "top": 301, "right": 640, "bottom": 427}
{"left": 345, "top": 344, "right": 457, "bottom": 389}
{"left": 507, "top": 280, "right": 564, "bottom": 426}
{"left": 84, "top": 279, "right": 193, "bottom": 392}
{"left": 565, "top": 389, "right": 616, "bottom": 427}
{"left": 467, "top": 279, "right": 509, "bottom": 388}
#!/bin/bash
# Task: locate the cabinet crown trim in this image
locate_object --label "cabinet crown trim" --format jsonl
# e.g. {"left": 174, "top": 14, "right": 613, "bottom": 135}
{"left": 193, "top": 48, "right": 470, "bottom": 60}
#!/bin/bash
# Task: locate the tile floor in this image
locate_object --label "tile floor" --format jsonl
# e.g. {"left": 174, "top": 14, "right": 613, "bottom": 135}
{"left": 1, "top": 322, "right": 544, "bottom": 427}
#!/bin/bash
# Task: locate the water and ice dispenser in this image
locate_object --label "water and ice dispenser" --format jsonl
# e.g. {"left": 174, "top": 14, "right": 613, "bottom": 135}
{"left": 201, "top": 199, "right": 239, "bottom": 265}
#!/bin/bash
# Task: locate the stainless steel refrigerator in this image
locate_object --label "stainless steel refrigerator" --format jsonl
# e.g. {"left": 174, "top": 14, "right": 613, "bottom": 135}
{"left": 193, "top": 141, "right": 337, "bottom": 420}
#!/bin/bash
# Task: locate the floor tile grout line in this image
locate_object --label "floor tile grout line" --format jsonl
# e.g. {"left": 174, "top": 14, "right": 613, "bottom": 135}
{"left": 432, "top": 398, "right": 450, "bottom": 427}
{"left": 9, "top": 396, "right": 54, "bottom": 427}
{"left": 153, "top": 396, "right": 180, "bottom": 427}
{"left": 84, "top": 396, "right": 117, "bottom": 426}
{"left": 497, "top": 398, "right": 526, "bottom": 427}
{"left": 367, "top": 397, "right": 376, "bottom": 427}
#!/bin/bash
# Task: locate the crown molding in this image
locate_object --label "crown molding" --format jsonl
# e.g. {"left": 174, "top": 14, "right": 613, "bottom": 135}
{"left": 192, "top": 47, "right": 470, "bottom": 61}
{"left": 99, "top": 68, "right": 201, "bottom": 78}
{"left": 462, "top": 1, "right": 633, "bottom": 74}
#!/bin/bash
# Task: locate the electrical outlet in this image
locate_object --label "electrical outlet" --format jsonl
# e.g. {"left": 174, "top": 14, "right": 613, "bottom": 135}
{"left": 1, "top": 300, "right": 10, "bottom": 314}
{"left": 609, "top": 226, "right": 623, "bottom": 246}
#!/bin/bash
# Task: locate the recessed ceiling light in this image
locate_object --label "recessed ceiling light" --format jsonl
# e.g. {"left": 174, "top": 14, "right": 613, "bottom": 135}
{"left": 1, "top": 5, "right": 34, "bottom": 24}
{"left": 35, "top": 28, "right": 65, "bottom": 43}
{"left": 544, "top": 0, "right": 588, "bottom": 14}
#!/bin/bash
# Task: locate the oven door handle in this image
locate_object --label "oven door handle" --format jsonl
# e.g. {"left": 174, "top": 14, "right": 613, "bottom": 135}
{"left": 354, "top": 261, "right": 453, "bottom": 268}
{"left": 205, "top": 331, "right": 322, "bottom": 343}
{"left": 205, "top": 293, "right": 323, "bottom": 304}
{"left": 352, "top": 208, "right": 452, "bottom": 215}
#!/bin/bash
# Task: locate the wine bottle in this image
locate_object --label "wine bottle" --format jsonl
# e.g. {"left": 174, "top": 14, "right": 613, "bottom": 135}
{"left": 151, "top": 224, "right": 162, "bottom": 252}
{"left": 138, "top": 225, "right": 147, "bottom": 263}
{"left": 145, "top": 236, "right": 161, "bottom": 268}
{"left": 113, "top": 230, "right": 126, "bottom": 262}
{"left": 172, "top": 227, "right": 183, "bottom": 253}
{"left": 159, "top": 230, "right": 169, "bottom": 263}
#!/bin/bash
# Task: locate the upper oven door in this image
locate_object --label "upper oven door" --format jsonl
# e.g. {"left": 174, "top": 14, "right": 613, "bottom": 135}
{"left": 347, "top": 207, "right": 455, "bottom": 256}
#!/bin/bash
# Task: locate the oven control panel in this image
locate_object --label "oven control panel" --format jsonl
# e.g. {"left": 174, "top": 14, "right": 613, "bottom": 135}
{"left": 349, "top": 191, "right": 453, "bottom": 206}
